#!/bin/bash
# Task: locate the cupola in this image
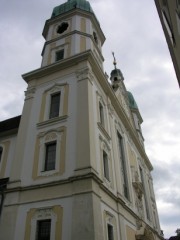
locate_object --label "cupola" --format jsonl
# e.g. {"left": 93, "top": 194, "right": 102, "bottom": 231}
{"left": 110, "top": 53, "right": 124, "bottom": 90}
{"left": 51, "top": 0, "right": 94, "bottom": 18}
{"left": 127, "top": 91, "right": 144, "bottom": 145}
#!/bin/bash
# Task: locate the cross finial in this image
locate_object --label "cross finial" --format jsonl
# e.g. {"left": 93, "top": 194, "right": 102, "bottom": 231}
{"left": 112, "top": 52, "right": 117, "bottom": 69}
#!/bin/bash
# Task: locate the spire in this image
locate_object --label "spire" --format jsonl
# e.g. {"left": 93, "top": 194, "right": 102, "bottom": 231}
{"left": 112, "top": 52, "right": 117, "bottom": 69}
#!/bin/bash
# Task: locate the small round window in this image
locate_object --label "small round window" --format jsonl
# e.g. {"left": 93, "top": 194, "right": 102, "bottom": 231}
{"left": 57, "top": 22, "right": 69, "bottom": 34}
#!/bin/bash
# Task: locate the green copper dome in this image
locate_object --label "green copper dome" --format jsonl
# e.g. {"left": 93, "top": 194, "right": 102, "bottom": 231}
{"left": 51, "top": 0, "right": 94, "bottom": 18}
{"left": 110, "top": 68, "right": 124, "bottom": 81}
{"left": 127, "top": 91, "right": 138, "bottom": 110}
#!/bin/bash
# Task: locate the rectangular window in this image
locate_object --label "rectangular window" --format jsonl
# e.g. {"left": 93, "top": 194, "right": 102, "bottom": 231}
{"left": 103, "top": 151, "right": 110, "bottom": 181}
{"left": 117, "top": 132, "right": 129, "bottom": 199}
{"left": 99, "top": 102, "right": 105, "bottom": 127}
{"left": 139, "top": 167, "right": 150, "bottom": 220}
{"left": 36, "top": 219, "right": 51, "bottom": 240}
{"left": 107, "top": 224, "right": 114, "bottom": 240}
{"left": 0, "top": 147, "right": 2, "bottom": 163}
{"left": 162, "top": 10, "right": 175, "bottom": 44}
{"left": 176, "top": 11, "right": 180, "bottom": 34}
{"left": 0, "top": 178, "right": 8, "bottom": 216}
{"left": 44, "top": 142, "right": 56, "bottom": 171}
{"left": 0, "top": 194, "right": 3, "bottom": 216}
{"left": 55, "top": 49, "right": 64, "bottom": 61}
{"left": 49, "top": 92, "right": 61, "bottom": 119}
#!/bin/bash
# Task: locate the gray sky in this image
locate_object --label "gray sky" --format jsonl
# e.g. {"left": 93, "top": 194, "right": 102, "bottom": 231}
{"left": 0, "top": 0, "right": 180, "bottom": 238}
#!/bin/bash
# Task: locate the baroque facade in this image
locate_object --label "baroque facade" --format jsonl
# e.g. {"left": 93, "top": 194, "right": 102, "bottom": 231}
{"left": 0, "top": 0, "right": 163, "bottom": 239}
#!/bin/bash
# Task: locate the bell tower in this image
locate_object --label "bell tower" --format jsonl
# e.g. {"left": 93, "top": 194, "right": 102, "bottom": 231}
{"left": 41, "top": 0, "right": 105, "bottom": 68}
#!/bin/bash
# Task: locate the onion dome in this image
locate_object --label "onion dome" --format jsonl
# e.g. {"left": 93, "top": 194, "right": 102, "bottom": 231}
{"left": 52, "top": 0, "right": 94, "bottom": 18}
{"left": 127, "top": 91, "right": 139, "bottom": 110}
{"left": 110, "top": 68, "right": 124, "bottom": 82}
{"left": 127, "top": 91, "right": 138, "bottom": 110}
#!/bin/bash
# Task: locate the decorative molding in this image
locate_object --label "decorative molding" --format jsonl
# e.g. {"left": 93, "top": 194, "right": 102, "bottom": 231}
{"left": 38, "top": 127, "right": 65, "bottom": 138}
{"left": 99, "top": 135, "right": 110, "bottom": 151}
{"left": 76, "top": 67, "right": 94, "bottom": 84}
{"left": 34, "top": 207, "right": 54, "bottom": 219}
{"left": 107, "top": 103, "right": 114, "bottom": 118}
{"left": 37, "top": 115, "right": 68, "bottom": 128}
{"left": 25, "top": 87, "right": 36, "bottom": 100}
{"left": 98, "top": 122, "right": 111, "bottom": 141}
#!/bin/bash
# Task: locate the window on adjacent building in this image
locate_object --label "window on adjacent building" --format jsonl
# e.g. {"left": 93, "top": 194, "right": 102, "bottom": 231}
{"left": 162, "top": 10, "right": 175, "bottom": 44}
{"left": 44, "top": 142, "right": 56, "bottom": 171}
{"left": 36, "top": 219, "right": 51, "bottom": 240}
{"left": 117, "top": 132, "right": 129, "bottom": 200}
{"left": 103, "top": 151, "right": 110, "bottom": 181}
{"left": 107, "top": 224, "right": 114, "bottom": 240}
{"left": 99, "top": 102, "right": 105, "bottom": 127}
{"left": 49, "top": 92, "right": 61, "bottom": 119}
{"left": 162, "top": 0, "right": 167, "bottom": 6}
{"left": 0, "top": 147, "right": 3, "bottom": 163}
{"left": 55, "top": 49, "right": 64, "bottom": 61}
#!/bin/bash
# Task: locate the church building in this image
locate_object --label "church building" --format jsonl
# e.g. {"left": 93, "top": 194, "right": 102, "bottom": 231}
{"left": 0, "top": 0, "right": 163, "bottom": 239}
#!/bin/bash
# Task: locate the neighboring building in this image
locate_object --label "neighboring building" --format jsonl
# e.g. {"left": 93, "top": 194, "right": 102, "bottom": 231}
{"left": 169, "top": 237, "right": 180, "bottom": 240}
{"left": 154, "top": 0, "right": 180, "bottom": 86}
{"left": 0, "top": 0, "right": 163, "bottom": 239}
{"left": 169, "top": 229, "right": 180, "bottom": 240}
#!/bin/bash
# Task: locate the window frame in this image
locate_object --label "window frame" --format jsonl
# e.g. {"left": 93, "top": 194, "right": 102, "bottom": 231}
{"left": 103, "top": 210, "right": 118, "bottom": 240}
{"left": 25, "top": 207, "right": 61, "bottom": 240}
{"left": 99, "top": 137, "right": 113, "bottom": 187}
{"left": 103, "top": 150, "right": 110, "bottom": 181}
{"left": 0, "top": 178, "right": 9, "bottom": 217}
{"left": 162, "top": 10, "right": 175, "bottom": 45}
{"left": 44, "top": 141, "right": 57, "bottom": 172}
{"left": 99, "top": 101, "right": 105, "bottom": 127}
{"left": 37, "top": 130, "right": 62, "bottom": 177}
{"left": 0, "top": 146, "right": 3, "bottom": 164}
{"left": 41, "top": 83, "right": 67, "bottom": 123}
{"left": 139, "top": 166, "right": 151, "bottom": 221}
{"left": 117, "top": 131, "right": 130, "bottom": 200}
{"left": 55, "top": 49, "right": 64, "bottom": 62}
{"left": 107, "top": 223, "right": 114, "bottom": 240}
{"left": 49, "top": 92, "right": 61, "bottom": 119}
{"left": 36, "top": 219, "right": 51, "bottom": 240}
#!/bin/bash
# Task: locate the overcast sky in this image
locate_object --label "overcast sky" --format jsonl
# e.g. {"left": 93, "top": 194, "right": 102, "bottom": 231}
{"left": 0, "top": 0, "right": 180, "bottom": 238}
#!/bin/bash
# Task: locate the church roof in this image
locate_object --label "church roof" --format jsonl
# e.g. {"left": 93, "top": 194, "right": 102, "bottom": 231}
{"left": 0, "top": 115, "right": 21, "bottom": 133}
{"left": 127, "top": 91, "right": 139, "bottom": 110}
{"left": 51, "top": 0, "right": 94, "bottom": 18}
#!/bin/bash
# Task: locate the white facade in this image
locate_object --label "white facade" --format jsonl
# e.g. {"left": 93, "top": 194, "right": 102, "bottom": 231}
{"left": 0, "top": 1, "right": 163, "bottom": 240}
